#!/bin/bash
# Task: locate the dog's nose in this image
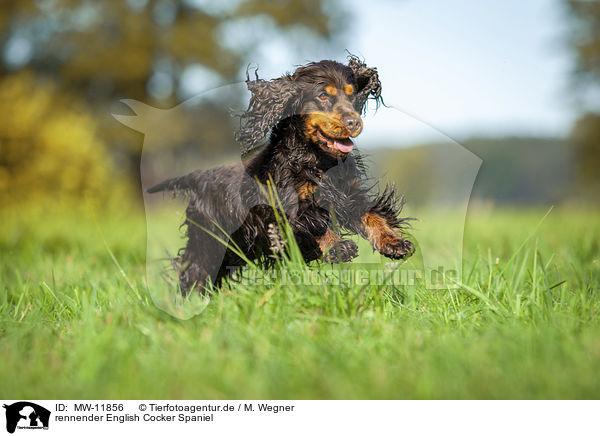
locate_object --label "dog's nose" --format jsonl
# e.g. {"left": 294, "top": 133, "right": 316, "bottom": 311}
{"left": 343, "top": 115, "right": 363, "bottom": 135}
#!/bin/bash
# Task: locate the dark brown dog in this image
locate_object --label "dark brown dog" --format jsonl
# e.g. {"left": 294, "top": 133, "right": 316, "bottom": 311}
{"left": 148, "top": 57, "right": 414, "bottom": 293}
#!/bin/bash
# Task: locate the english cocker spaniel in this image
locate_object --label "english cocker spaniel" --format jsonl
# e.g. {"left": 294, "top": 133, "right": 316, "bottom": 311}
{"left": 147, "top": 56, "right": 414, "bottom": 293}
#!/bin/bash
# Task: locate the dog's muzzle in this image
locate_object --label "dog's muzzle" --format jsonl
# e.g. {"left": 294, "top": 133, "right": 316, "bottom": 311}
{"left": 342, "top": 115, "right": 363, "bottom": 137}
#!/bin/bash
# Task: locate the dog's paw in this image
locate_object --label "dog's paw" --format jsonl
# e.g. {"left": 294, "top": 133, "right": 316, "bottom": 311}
{"left": 378, "top": 235, "right": 414, "bottom": 260}
{"left": 323, "top": 240, "right": 359, "bottom": 263}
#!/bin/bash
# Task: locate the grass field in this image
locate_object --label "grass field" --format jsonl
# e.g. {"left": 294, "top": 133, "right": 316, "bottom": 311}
{"left": 1, "top": 203, "right": 599, "bottom": 399}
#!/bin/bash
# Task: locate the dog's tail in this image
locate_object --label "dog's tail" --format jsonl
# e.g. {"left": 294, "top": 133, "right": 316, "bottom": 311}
{"left": 145, "top": 170, "right": 202, "bottom": 194}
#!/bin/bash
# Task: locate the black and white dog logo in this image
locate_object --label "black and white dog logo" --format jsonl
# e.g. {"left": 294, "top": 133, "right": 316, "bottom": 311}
{"left": 3, "top": 402, "right": 50, "bottom": 433}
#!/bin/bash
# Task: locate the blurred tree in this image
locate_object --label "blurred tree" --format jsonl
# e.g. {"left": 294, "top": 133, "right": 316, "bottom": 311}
{"left": 0, "top": 0, "right": 345, "bottom": 103}
{"left": 0, "top": 0, "right": 347, "bottom": 195}
{"left": 571, "top": 112, "right": 600, "bottom": 198}
{"left": 566, "top": 0, "right": 600, "bottom": 90}
{"left": 0, "top": 71, "right": 120, "bottom": 208}
{"left": 565, "top": 0, "right": 600, "bottom": 200}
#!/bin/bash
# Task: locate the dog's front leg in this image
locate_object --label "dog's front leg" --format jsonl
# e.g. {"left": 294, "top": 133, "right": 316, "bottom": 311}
{"left": 360, "top": 212, "right": 414, "bottom": 260}
{"left": 292, "top": 207, "right": 358, "bottom": 263}
{"left": 317, "top": 228, "right": 358, "bottom": 263}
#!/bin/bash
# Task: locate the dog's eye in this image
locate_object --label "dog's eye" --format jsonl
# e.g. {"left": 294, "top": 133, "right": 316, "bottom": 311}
{"left": 318, "top": 93, "right": 329, "bottom": 101}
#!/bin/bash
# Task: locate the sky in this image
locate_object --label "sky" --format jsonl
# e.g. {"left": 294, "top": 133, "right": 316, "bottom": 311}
{"left": 232, "top": 0, "right": 575, "bottom": 146}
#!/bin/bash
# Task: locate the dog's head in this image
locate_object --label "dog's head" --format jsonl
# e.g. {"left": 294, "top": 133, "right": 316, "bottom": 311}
{"left": 237, "top": 56, "right": 382, "bottom": 157}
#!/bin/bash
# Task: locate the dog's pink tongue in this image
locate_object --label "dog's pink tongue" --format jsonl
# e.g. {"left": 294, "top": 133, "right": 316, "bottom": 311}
{"left": 333, "top": 138, "right": 354, "bottom": 153}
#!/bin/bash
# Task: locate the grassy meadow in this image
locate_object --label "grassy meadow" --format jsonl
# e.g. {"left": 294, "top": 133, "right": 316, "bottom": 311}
{"left": 1, "top": 203, "right": 599, "bottom": 399}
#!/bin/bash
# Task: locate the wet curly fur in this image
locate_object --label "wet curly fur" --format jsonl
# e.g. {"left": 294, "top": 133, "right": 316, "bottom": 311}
{"left": 147, "top": 56, "right": 415, "bottom": 294}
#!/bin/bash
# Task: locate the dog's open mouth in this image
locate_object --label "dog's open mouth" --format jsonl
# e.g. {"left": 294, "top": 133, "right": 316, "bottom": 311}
{"left": 315, "top": 129, "right": 354, "bottom": 153}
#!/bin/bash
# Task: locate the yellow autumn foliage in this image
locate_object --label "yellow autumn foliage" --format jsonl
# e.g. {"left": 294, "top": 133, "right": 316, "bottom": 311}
{"left": 0, "top": 72, "right": 123, "bottom": 211}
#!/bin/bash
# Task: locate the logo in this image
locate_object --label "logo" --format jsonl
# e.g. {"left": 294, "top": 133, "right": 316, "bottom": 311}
{"left": 3, "top": 402, "right": 50, "bottom": 434}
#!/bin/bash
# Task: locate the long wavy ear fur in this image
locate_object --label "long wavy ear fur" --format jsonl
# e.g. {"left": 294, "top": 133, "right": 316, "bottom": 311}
{"left": 236, "top": 71, "right": 302, "bottom": 152}
{"left": 348, "top": 55, "right": 382, "bottom": 114}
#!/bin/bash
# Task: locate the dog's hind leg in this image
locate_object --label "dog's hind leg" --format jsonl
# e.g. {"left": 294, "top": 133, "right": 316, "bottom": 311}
{"left": 178, "top": 220, "right": 229, "bottom": 294}
{"left": 214, "top": 244, "right": 248, "bottom": 287}
{"left": 178, "top": 260, "right": 209, "bottom": 295}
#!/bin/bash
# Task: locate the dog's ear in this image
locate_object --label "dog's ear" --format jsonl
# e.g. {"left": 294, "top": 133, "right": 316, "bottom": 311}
{"left": 236, "top": 71, "right": 303, "bottom": 152}
{"left": 348, "top": 56, "right": 382, "bottom": 114}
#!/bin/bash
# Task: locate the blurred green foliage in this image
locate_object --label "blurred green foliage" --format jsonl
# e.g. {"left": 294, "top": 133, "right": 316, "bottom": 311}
{"left": 566, "top": 0, "right": 600, "bottom": 85}
{"left": 0, "top": 0, "right": 345, "bottom": 102}
{"left": 371, "top": 137, "right": 574, "bottom": 207}
{"left": 0, "top": 0, "right": 346, "bottom": 209}
{"left": 0, "top": 71, "right": 123, "bottom": 209}
{"left": 565, "top": 0, "right": 600, "bottom": 201}
{"left": 1, "top": 0, "right": 598, "bottom": 210}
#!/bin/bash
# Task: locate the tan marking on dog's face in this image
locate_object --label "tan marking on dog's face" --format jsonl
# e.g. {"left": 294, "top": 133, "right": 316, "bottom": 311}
{"left": 324, "top": 85, "right": 337, "bottom": 96}
{"left": 304, "top": 111, "right": 349, "bottom": 139}
{"left": 344, "top": 84, "right": 354, "bottom": 95}
{"left": 304, "top": 111, "right": 357, "bottom": 158}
